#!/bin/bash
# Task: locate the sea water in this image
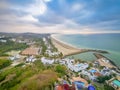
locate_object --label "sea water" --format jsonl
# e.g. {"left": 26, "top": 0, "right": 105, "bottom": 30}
{"left": 54, "top": 33, "right": 120, "bottom": 67}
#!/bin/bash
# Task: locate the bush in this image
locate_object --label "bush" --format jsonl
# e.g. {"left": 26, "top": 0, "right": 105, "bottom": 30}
{"left": 0, "top": 59, "right": 12, "bottom": 69}
{"left": 55, "top": 65, "right": 67, "bottom": 76}
{"left": 18, "top": 70, "right": 57, "bottom": 90}
{"left": 97, "top": 75, "right": 112, "bottom": 83}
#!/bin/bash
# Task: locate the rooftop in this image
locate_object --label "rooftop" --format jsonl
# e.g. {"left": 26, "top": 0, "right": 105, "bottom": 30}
{"left": 112, "top": 80, "right": 120, "bottom": 87}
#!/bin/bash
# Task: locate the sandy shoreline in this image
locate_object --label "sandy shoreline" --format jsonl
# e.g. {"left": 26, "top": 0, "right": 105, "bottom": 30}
{"left": 51, "top": 34, "right": 109, "bottom": 58}
{"left": 51, "top": 34, "right": 88, "bottom": 57}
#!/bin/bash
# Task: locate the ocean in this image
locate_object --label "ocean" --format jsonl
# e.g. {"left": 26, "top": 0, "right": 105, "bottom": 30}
{"left": 54, "top": 33, "right": 120, "bottom": 67}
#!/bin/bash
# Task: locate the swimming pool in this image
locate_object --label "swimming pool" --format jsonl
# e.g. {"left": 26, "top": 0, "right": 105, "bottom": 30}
{"left": 90, "top": 69, "right": 97, "bottom": 73}
{"left": 113, "top": 80, "right": 120, "bottom": 87}
{"left": 74, "top": 81, "right": 85, "bottom": 88}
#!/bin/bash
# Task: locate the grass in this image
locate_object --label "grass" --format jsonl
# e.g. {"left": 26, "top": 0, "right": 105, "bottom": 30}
{"left": 0, "top": 60, "right": 66, "bottom": 90}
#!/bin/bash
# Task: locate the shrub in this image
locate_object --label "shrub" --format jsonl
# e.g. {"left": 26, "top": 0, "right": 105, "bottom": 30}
{"left": 0, "top": 59, "right": 12, "bottom": 69}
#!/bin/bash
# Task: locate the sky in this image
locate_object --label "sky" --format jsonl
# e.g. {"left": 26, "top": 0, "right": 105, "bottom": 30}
{"left": 0, "top": 0, "right": 120, "bottom": 34}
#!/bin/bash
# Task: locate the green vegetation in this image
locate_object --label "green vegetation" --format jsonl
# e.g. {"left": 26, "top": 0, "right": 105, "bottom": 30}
{"left": 35, "top": 38, "right": 47, "bottom": 55}
{"left": 97, "top": 75, "right": 112, "bottom": 83}
{"left": 14, "top": 63, "right": 25, "bottom": 68}
{"left": 0, "top": 60, "right": 65, "bottom": 90}
{"left": 103, "top": 83, "right": 115, "bottom": 90}
{"left": 48, "top": 38, "right": 58, "bottom": 52}
{"left": 55, "top": 65, "right": 67, "bottom": 77}
{"left": 94, "top": 83, "right": 115, "bottom": 90}
{"left": 0, "top": 40, "right": 28, "bottom": 56}
{"left": 0, "top": 59, "right": 12, "bottom": 69}
{"left": 18, "top": 70, "right": 57, "bottom": 90}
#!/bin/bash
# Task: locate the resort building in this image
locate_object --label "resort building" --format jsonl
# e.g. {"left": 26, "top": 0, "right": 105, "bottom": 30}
{"left": 9, "top": 54, "right": 21, "bottom": 60}
{"left": 106, "top": 76, "right": 120, "bottom": 90}
{"left": 0, "top": 39, "right": 7, "bottom": 43}
{"left": 41, "top": 57, "right": 54, "bottom": 64}
{"left": 70, "top": 76, "right": 88, "bottom": 90}
{"left": 81, "top": 68, "right": 102, "bottom": 81}
{"left": 26, "top": 56, "right": 36, "bottom": 62}
{"left": 100, "top": 67, "right": 111, "bottom": 76}
{"left": 65, "top": 59, "right": 89, "bottom": 72}
{"left": 45, "top": 50, "right": 61, "bottom": 57}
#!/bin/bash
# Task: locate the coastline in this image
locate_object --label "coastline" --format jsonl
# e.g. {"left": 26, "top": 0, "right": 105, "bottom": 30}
{"left": 94, "top": 53, "right": 120, "bottom": 69}
{"left": 51, "top": 34, "right": 108, "bottom": 58}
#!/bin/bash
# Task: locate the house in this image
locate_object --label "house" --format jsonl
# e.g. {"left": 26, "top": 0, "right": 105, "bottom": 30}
{"left": 59, "top": 60, "right": 66, "bottom": 65}
{"left": 101, "top": 67, "right": 111, "bottom": 76}
{"left": 81, "top": 68, "right": 102, "bottom": 81}
{"left": 45, "top": 50, "right": 61, "bottom": 57}
{"left": 9, "top": 54, "right": 20, "bottom": 60}
{"left": 71, "top": 76, "right": 88, "bottom": 89}
{"left": 41, "top": 57, "right": 54, "bottom": 64}
{"left": 0, "top": 39, "right": 7, "bottom": 43}
{"left": 10, "top": 38, "right": 16, "bottom": 42}
{"left": 106, "top": 76, "right": 120, "bottom": 90}
{"left": 65, "top": 59, "right": 89, "bottom": 72}
{"left": 26, "top": 55, "right": 36, "bottom": 62}
{"left": 81, "top": 70, "right": 96, "bottom": 81}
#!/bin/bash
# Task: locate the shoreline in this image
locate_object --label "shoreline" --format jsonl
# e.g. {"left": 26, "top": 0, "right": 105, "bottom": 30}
{"left": 94, "top": 53, "right": 120, "bottom": 69}
{"left": 51, "top": 34, "right": 108, "bottom": 58}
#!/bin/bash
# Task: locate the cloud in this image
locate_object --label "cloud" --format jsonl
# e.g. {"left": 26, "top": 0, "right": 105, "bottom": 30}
{"left": 0, "top": 0, "right": 120, "bottom": 34}
{"left": 13, "top": 0, "right": 50, "bottom": 16}
{"left": 27, "top": 0, "right": 47, "bottom": 15}
{"left": 72, "top": 3, "right": 84, "bottom": 11}
{"left": 44, "top": 0, "right": 52, "bottom": 2}
{"left": 19, "top": 15, "right": 39, "bottom": 23}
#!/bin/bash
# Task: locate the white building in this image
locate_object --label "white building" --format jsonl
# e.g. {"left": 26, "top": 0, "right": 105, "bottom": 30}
{"left": 9, "top": 54, "right": 20, "bottom": 60}
{"left": 64, "top": 58, "right": 89, "bottom": 72}
{"left": 81, "top": 70, "right": 96, "bottom": 81}
{"left": 10, "top": 38, "right": 16, "bottom": 42}
{"left": 26, "top": 56, "right": 36, "bottom": 62}
{"left": 41, "top": 57, "right": 54, "bottom": 64}
{"left": 101, "top": 67, "right": 111, "bottom": 76}
{"left": 45, "top": 50, "right": 61, "bottom": 57}
{"left": 0, "top": 39, "right": 7, "bottom": 43}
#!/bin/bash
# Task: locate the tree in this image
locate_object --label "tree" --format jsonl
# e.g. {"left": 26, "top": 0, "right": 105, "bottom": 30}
{"left": 97, "top": 75, "right": 112, "bottom": 83}
{"left": 55, "top": 65, "right": 66, "bottom": 76}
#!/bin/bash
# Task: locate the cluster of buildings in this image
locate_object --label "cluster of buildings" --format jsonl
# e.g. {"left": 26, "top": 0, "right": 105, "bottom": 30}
{"left": 80, "top": 67, "right": 112, "bottom": 81}
{"left": 0, "top": 35, "right": 7, "bottom": 43}
{"left": 41, "top": 57, "right": 54, "bottom": 64}
{"left": 55, "top": 77, "right": 95, "bottom": 90}
{"left": 45, "top": 50, "right": 61, "bottom": 57}
{"left": 65, "top": 59, "right": 89, "bottom": 72}
{"left": 43, "top": 37, "right": 61, "bottom": 57}
{"left": 26, "top": 55, "right": 36, "bottom": 62}
{"left": 10, "top": 38, "right": 35, "bottom": 45}
{"left": 106, "top": 76, "right": 120, "bottom": 90}
{"left": 58, "top": 58, "right": 89, "bottom": 72}
{"left": 9, "top": 54, "right": 21, "bottom": 60}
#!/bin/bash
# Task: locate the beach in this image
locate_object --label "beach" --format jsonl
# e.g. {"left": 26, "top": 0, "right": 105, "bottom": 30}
{"left": 51, "top": 34, "right": 109, "bottom": 58}
{"left": 51, "top": 35, "right": 87, "bottom": 57}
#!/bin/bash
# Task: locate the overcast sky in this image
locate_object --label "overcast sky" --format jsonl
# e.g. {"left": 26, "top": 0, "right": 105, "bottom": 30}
{"left": 0, "top": 0, "right": 120, "bottom": 34}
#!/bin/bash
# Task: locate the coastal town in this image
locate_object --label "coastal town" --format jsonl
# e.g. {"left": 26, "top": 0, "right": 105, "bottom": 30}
{"left": 0, "top": 33, "right": 120, "bottom": 90}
